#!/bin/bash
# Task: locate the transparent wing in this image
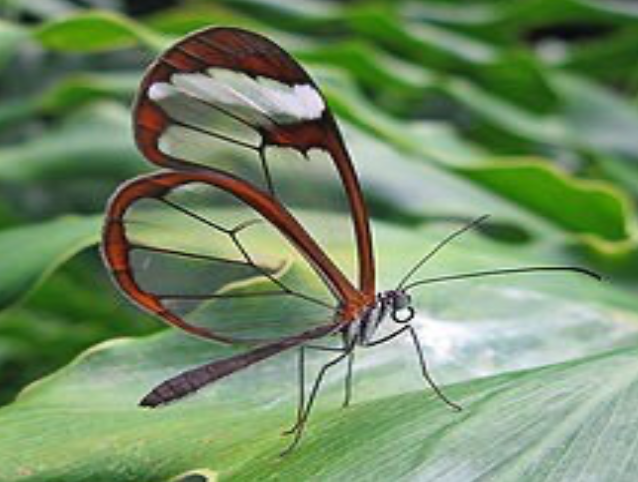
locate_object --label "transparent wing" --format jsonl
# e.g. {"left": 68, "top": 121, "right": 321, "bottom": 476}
{"left": 102, "top": 171, "right": 361, "bottom": 343}
{"left": 134, "top": 27, "right": 375, "bottom": 296}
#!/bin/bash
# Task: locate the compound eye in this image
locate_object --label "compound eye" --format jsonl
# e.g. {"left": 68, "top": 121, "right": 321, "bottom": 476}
{"left": 392, "top": 306, "right": 415, "bottom": 324}
{"left": 393, "top": 292, "right": 411, "bottom": 311}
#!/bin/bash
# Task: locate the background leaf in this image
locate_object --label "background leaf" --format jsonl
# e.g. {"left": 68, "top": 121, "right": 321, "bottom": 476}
{"left": 0, "top": 215, "right": 100, "bottom": 309}
{"left": 35, "top": 10, "right": 169, "bottom": 52}
{"left": 0, "top": 221, "right": 634, "bottom": 480}
{"left": 1, "top": 0, "right": 638, "bottom": 479}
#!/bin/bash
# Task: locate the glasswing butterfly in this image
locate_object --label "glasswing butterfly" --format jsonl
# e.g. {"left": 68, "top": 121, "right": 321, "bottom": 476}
{"left": 102, "top": 27, "right": 598, "bottom": 454}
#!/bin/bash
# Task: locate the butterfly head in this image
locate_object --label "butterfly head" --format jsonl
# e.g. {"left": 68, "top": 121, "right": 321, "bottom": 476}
{"left": 381, "top": 290, "right": 415, "bottom": 324}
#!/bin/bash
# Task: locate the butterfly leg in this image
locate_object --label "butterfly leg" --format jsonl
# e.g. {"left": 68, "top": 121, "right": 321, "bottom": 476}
{"left": 366, "top": 325, "right": 461, "bottom": 411}
{"left": 308, "top": 333, "right": 355, "bottom": 408}
{"left": 282, "top": 346, "right": 306, "bottom": 436}
{"left": 406, "top": 326, "right": 462, "bottom": 411}
{"left": 343, "top": 348, "right": 355, "bottom": 408}
{"left": 365, "top": 325, "right": 410, "bottom": 347}
{"left": 283, "top": 341, "right": 348, "bottom": 436}
{"left": 280, "top": 343, "right": 355, "bottom": 456}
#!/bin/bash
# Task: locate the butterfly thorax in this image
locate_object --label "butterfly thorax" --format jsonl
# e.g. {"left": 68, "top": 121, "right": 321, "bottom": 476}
{"left": 344, "top": 290, "right": 413, "bottom": 347}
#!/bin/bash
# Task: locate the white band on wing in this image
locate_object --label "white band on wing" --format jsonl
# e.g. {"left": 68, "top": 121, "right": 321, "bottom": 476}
{"left": 150, "top": 68, "right": 325, "bottom": 128}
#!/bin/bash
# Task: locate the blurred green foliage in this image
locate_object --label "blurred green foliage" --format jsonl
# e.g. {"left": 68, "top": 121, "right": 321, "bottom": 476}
{"left": 1, "top": 0, "right": 638, "bottom": 479}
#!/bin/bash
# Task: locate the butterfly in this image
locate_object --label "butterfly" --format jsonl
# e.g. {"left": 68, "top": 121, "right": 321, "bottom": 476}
{"left": 102, "top": 27, "right": 598, "bottom": 454}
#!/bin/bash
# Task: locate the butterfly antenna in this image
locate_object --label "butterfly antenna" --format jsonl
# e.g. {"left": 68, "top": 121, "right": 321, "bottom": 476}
{"left": 403, "top": 265, "right": 601, "bottom": 292}
{"left": 396, "top": 215, "right": 491, "bottom": 290}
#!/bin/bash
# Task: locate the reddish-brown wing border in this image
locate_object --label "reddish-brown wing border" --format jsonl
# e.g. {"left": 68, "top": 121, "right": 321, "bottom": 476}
{"left": 133, "top": 27, "right": 375, "bottom": 298}
{"left": 102, "top": 170, "right": 368, "bottom": 344}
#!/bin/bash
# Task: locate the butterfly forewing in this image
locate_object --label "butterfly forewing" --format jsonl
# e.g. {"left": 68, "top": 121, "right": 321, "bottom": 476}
{"left": 134, "top": 27, "right": 374, "bottom": 296}
{"left": 103, "top": 171, "right": 357, "bottom": 343}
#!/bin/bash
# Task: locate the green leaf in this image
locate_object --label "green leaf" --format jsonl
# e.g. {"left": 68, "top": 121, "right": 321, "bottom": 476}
{"left": 144, "top": 3, "right": 259, "bottom": 35}
{"left": 35, "top": 10, "right": 170, "bottom": 52}
{"left": 219, "top": 0, "right": 342, "bottom": 27}
{"left": 3, "top": 0, "right": 79, "bottom": 20}
{"left": 233, "top": 345, "right": 638, "bottom": 481}
{"left": 467, "top": 0, "right": 638, "bottom": 39}
{"left": 596, "top": 154, "right": 638, "bottom": 200}
{"left": 0, "top": 102, "right": 141, "bottom": 183}
{"left": 457, "top": 159, "right": 634, "bottom": 244}
{"left": 0, "top": 19, "right": 29, "bottom": 70}
{"left": 565, "top": 27, "right": 638, "bottom": 86}
{"left": 550, "top": 73, "right": 638, "bottom": 159}
{"left": 0, "top": 255, "right": 156, "bottom": 404}
{"left": 318, "top": 70, "right": 485, "bottom": 166}
{"left": 347, "top": 6, "right": 497, "bottom": 68}
{"left": 298, "top": 40, "right": 432, "bottom": 96}
{"left": 0, "top": 215, "right": 101, "bottom": 309}
{"left": 323, "top": 73, "right": 635, "bottom": 251}
{"left": 575, "top": 0, "right": 638, "bottom": 19}
{"left": 441, "top": 78, "right": 567, "bottom": 147}
{"left": 0, "top": 220, "right": 635, "bottom": 479}
{"left": 38, "top": 72, "right": 139, "bottom": 113}
{"left": 399, "top": 1, "right": 502, "bottom": 28}
{"left": 470, "top": 51, "right": 560, "bottom": 114}
{"left": 0, "top": 72, "right": 138, "bottom": 130}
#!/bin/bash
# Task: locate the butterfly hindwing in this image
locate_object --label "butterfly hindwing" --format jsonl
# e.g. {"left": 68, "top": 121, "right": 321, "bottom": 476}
{"left": 103, "top": 170, "right": 363, "bottom": 343}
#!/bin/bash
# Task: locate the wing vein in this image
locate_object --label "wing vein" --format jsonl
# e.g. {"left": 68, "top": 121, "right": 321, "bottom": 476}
{"left": 129, "top": 242, "right": 255, "bottom": 268}
{"left": 157, "top": 290, "right": 290, "bottom": 300}
{"left": 171, "top": 119, "right": 258, "bottom": 151}
{"left": 158, "top": 197, "right": 230, "bottom": 234}
{"left": 230, "top": 230, "right": 335, "bottom": 310}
